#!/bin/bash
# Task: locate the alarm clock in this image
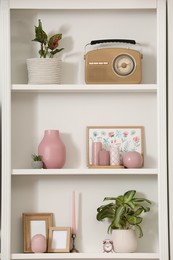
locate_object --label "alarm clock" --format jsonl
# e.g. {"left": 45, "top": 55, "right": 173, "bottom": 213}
{"left": 84, "top": 39, "right": 143, "bottom": 84}
{"left": 103, "top": 239, "right": 114, "bottom": 253}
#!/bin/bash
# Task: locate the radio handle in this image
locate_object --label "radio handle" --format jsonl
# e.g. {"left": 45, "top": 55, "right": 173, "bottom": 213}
{"left": 90, "top": 39, "right": 136, "bottom": 45}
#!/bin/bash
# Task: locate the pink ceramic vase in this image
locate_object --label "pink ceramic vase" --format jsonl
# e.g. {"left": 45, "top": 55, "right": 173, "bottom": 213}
{"left": 38, "top": 130, "right": 66, "bottom": 169}
{"left": 98, "top": 149, "right": 110, "bottom": 166}
{"left": 92, "top": 142, "right": 102, "bottom": 166}
{"left": 31, "top": 234, "right": 47, "bottom": 253}
{"left": 123, "top": 151, "right": 143, "bottom": 168}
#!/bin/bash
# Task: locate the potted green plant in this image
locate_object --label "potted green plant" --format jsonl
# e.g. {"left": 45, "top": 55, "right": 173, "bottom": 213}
{"left": 96, "top": 190, "right": 151, "bottom": 253}
{"left": 31, "top": 154, "right": 43, "bottom": 169}
{"left": 27, "top": 19, "right": 64, "bottom": 84}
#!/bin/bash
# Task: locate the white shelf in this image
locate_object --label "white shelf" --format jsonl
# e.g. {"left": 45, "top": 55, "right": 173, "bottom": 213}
{"left": 11, "top": 84, "right": 157, "bottom": 93}
{"left": 12, "top": 168, "right": 158, "bottom": 176}
{"left": 11, "top": 252, "right": 159, "bottom": 260}
{"left": 9, "top": 0, "right": 157, "bottom": 10}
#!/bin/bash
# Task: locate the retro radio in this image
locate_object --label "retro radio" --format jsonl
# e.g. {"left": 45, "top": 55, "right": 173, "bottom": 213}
{"left": 84, "top": 39, "right": 143, "bottom": 84}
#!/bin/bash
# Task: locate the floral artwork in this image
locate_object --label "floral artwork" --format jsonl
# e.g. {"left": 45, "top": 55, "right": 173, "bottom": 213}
{"left": 87, "top": 126, "right": 144, "bottom": 165}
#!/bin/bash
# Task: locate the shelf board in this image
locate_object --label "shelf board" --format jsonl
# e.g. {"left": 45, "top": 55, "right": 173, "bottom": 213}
{"left": 12, "top": 168, "right": 158, "bottom": 176}
{"left": 9, "top": 0, "right": 157, "bottom": 10}
{"left": 11, "top": 252, "right": 159, "bottom": 259}
{"left": 11, "top": 84, "right": 157, "bottom": 93}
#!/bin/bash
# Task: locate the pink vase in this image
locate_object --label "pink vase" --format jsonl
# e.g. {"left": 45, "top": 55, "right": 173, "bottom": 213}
{"left": 38, "top": 130, "right": 66, "bottom": 169}
{"left": 92, "top": 142, "right": 102, "bottom": 166}
{"left": 31, "top": 234, "right": 47, "bottom": 253}
{"left": 98, "top": 149, "right": 110, "bottom": 166}
{"left": 123, "top": 151, "right": 143, "bottom": 168}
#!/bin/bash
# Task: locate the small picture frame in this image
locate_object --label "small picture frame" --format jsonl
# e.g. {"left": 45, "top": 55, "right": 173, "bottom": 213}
{"left": 23, "top": 212, "right": 53, "bottom": 253}
{"left": 48, "top": 227, "right": 71, "bottom": 253}
{"left": 87, "top": 126, "right": 144, "bottom": 168}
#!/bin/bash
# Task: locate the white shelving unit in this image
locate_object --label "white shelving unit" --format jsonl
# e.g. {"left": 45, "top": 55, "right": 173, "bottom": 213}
{"left": 0, "top": 0, "right": 169, "bottom": 259}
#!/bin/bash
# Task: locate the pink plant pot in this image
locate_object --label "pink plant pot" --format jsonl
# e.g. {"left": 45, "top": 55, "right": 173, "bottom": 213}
{"left": 123, "top": 151, "right": 143, "bottom": 168}
{"left": 31, "top": 234, "right": 47, "bottom": 253}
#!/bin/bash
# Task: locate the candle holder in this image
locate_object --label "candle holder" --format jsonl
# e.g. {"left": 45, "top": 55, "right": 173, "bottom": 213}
{"left": 70, "top": 234, "right": 79, "bottom": 253}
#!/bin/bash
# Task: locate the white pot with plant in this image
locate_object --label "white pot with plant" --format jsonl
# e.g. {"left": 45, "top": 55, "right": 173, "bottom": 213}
{"left": 27, "top": 19, "right": 64, "bottom": 84}
{"left": 31, "top": 154, "right": 43, "bottom": 169}
{"left": 96, "top": 190, "right": 151, "bottom": 253}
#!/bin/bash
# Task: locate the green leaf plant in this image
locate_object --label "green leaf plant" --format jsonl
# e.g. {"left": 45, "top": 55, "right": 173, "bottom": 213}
{"left": 32, "top": 19, "right": 64, "bottom": 58}
{"left": 32, "top": 154, "right": 42, "bottom": 162}
{"left": 96, "top": 190, "right": 151, "bottom": 238}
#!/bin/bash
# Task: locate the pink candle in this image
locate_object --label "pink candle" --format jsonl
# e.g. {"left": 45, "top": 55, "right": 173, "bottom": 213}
{"left": 72, "top": 191, "right": 76, "bottom": 235}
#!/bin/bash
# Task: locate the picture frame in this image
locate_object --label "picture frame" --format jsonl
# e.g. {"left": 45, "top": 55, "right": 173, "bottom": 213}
{"left": 87, "top": 126, "right": 144, "bottom": 168}
{"left": 48, "top": 227, "right": 71, "bottom": 253}
{"left": 23, "top": 212, "right": 53, "bottom": 253}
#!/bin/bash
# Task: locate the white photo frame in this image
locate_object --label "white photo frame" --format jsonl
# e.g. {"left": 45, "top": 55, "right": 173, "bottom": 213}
{"left": 48, "top": 227, "right": 71, "bottom": 253}
{"left": 23, "top": 213, "right": 53, "bottom": 253}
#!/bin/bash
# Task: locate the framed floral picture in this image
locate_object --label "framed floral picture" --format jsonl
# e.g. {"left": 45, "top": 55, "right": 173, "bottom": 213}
{"left": 87, "top": 126, "right": 144, "bottom": 168}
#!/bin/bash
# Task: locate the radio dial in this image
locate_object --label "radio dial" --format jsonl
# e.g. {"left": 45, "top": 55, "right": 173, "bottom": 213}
{"left": 113, "top": 54, "right": 136, "bottom": 76}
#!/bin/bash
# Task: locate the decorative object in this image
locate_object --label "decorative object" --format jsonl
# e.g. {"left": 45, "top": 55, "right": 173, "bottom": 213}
{"left": 103, "top": 239, "right": 114, "bottom": 253}
{"left": 31, "top": 234, "right": 47, "bottom": 253}
{"left": 98, "top": 149, "right": 110, "bottom": 166}
{"left": 87, "top": 126, "right": 144, "bottom": 168}
{"left": 96, "top": 190, "right": 151, "bottom": 253}
{"left": 110, "top": 144, "right": 120, "bottom": 166}
{"left": 48, "top": 227, "right": 71, "bottom": 253}
{"left": 71, "top": 191, "right": 79, "bottom": 253}
{"left": 112, "top": 230, "right": 137, "bottom": 253}
{"left": 72, "top": 191, "right": 77, "bottom": 235}
{"left": 92, "top": 141, "right": 102, "bottom": 166}
{"left": 70, "top": 234, "right": 79, "bottom": 253}
{"left": 23, "top": 213, "right": 53, "bottom": 253}
{"left": 38, "top": 130, "right": 66, "bottom": 169}
{"left": 84, "top": 39, "right": 142, "bottom": 84}
{"left": 123, "top": 151, "right": 143, "bottom": 168}
{"left": 31, "top": 154, "right": 43, "bottom": 169}
{"left": 27, "top": 19, "right": 64, "bottom": 84}
{"left": 27, "top": 58, "right": 62, "bottom": 84}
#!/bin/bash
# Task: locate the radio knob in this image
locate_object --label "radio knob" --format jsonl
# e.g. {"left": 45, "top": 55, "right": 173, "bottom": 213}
{"left": 113, "top": 54, "right": 135, "bottom": 76}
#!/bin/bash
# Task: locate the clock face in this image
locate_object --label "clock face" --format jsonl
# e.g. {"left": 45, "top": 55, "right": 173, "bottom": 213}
{"left": 103, "top": 239, "right": 113, "bottom": 252}
{"left": 113, "top": 54, "right": 136, "bottom": 76}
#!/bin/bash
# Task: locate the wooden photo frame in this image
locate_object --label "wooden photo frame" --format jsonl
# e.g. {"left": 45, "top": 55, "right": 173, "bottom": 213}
{"left": 48, "top": 227, "right": 71, "bottom": 253}
{"left": 87, "top": 126, "right": 144, "bottom": 168}
{"left": 23, "top": 212, "right": 53, "bottom": 253}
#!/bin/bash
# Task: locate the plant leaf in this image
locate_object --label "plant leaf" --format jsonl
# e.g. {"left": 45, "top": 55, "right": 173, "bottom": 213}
{"left": 96, "top": 203, "right": 115, "bottom": 221}
{"left": 132, "top": 197, "right": 151, "bottom": 204}
{"left": 135, "top": 224, "right": 143, "bottom": 238}
{"left": 112, "top": 206, "right": 126, "bottom": 228}
{"left": 126, "top": 201, "right": 135, "bottom": 209}
{"left": 126, "top": 215, "right": 142, "bottom": 225}
{"left": 48, "top": 34, "right": 62, "bottom": 50}
{"left": 50, "top": 48, "right": 64, "bottom": 57}
{"left": 124, "top": 190, "right": 136, "bottom": 203}
{"left": 33, "top": 19, "right": 47, "bottom": 44}
{"left": 104, "top": 197, "right": 116, "bottom": 201}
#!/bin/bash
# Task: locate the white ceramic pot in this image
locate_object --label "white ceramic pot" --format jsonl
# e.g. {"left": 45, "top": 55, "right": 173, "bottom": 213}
{"left": 112, "top": 229, "right": 137, "bottom": 253}
{"left": 26, "top": 58, "right": 62, "bottom": 84}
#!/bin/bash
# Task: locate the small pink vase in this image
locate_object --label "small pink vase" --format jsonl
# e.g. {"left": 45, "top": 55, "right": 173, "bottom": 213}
{"left": 38, "top": 130, "right": 66, "bottom": 169}
{"left": 31, "top": 234, "right": 47, "bottom": 253}
{"left": 92, "top": 142, "right": 102, "bottom": 166}
{"left": 98, "top": 149, "right": 110, "bottom": 166}
{"left": 123, "top": 151, "right": 143, "bottom": 168}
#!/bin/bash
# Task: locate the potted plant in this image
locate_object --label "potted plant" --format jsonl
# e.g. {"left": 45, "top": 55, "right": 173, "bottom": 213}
{"left": 27, "top": 19, "right": 64, "bottom": 84}
{"left": 96, "top": 190, "right": 151, "bottom": 253}
{"left": 31, "top": 154, "right": 43, "bottom": 169}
